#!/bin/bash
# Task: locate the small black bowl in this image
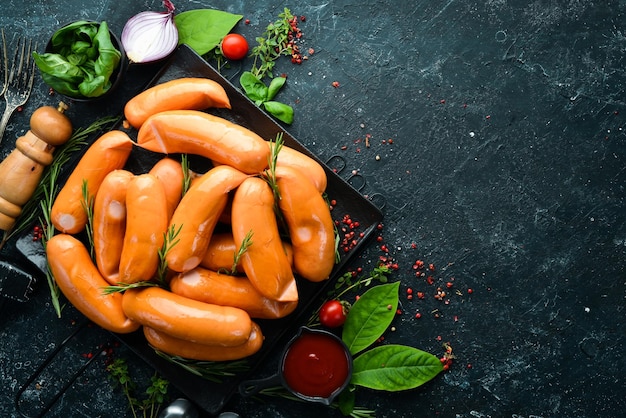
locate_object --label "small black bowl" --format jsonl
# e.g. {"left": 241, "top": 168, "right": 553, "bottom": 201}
{"left": 42, "top": 20, "right": 127, "bottom": 102}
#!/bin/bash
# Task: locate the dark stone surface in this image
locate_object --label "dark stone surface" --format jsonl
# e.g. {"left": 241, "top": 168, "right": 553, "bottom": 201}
{"left": 1, "top": 1, "right": 624, "bottom": 417}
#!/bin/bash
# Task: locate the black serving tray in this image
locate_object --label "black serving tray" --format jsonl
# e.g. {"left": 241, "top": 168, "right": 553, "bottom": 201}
{"left": 16, "top": 44, "right": 383, "bottom": 415}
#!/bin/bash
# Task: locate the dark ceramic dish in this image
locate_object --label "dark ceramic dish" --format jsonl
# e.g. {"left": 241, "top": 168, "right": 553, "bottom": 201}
{"left": 42, "top": 20, "right": 127, "bottom": 102}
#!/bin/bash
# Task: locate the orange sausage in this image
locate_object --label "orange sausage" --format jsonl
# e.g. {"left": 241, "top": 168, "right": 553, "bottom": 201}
{"left": 51, "top": 130, "right": 133, "bottom": 234}
{"left": 148, "top": 157, "right": 185, "bottom": 221}
{"left": 124, "top": 77, "right": 231, "bottom": 129}
{"left": 166, "top": 165, "right": 248, "bottom": 273}
{"left": 143, "top": 322, "right": 264, "bottom": 361}
{"left": 200, "top": 232, "right": 294, "bottom": 274}
{"left": 269, "top": 142, "right": 327, "bottom": 193}
{"left": 136, "top": 110, "right": 270, "bottom": 174}
{"left": 45, "top": 234, "right": 140, "bottom": 334}
{"left": 92, "top": 169, "right": 133, "bottom": 285}
{"left": 231, "top": 177, "right": 298, "bottom": 302}
{"left": 118, "top": 174, "right": 169, "bottom": 284}
{"left": 122, "top": 287, "right": 253, "bottom": 346}
{"left": 170, "top": 267, "right": 298, "bottom": 319}
{"left": 275, "top": 166, "right": 336, "bottom": 282}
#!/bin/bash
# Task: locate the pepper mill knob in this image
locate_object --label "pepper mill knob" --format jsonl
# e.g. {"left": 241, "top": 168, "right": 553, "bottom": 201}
{"left": 0, "top": 102, "right": 73, "bottom": 231}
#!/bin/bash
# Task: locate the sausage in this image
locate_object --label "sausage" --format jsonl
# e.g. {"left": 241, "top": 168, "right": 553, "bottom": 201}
{"left": 45, "top": 234, "right": 139, "bottom": 334}
{"left": 170, "top": 267, "right": 298, "bottom": 319}
{"left": 92, "top": 169, "right": 133, "bottom": 284}
{"left": 200, "top": 232, "right": 294, "bottom": 274}
{"left": 166, "top": 165, "right": 248, "bottom": 273}
{"left": 136, "top": 110, "right": 270, "bottom": 174}
{"left": 148, "top": 157, "right": 185, "bottom": 221}
{"left": 143, "top": 322, "right": 264, "bottom": 361}
{"left": 50, "top": 130, "right": 133, "bottom": 234}
{"left": 122, "top": 287, "right": 253, "bottom": 346}
{"left": 269, "top": 142, "right": 327, "bottom": 193}
{"left": 231, "top": 177, "right": 298, "bottom": 302}
{"left": 124, "top": 77, "right": 231, "bottom": 129}
{"left": 275, "top": 165, "right": 336, "bottom": 282}
{"left": 118, "top": 174, "right": 169, "bottom": 284}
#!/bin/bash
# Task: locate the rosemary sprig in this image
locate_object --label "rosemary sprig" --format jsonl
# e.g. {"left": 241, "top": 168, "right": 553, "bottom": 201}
{"left": 180, "top": 154, "right": 192, "bottom": 196}
{"left": 80, "top": 179, "right": 95, "bottom": 259}
{"left": 102, "top": 224, "right": 183, "bottom": 295}
{"left": 231, "top": 230, "right": 253, "bottom": 275}
{"left": 156, "top": 224, "right": 182, "bottom": 285}
{"left": 264, "top": 132, "right": 284, "bottom": 194}
{"left": 101, "top": 280, "right": 161, "bottom": 296}
{"left": 154, "top": 350, "right": 250, "bottom": 383}
{"left": 39, "top": 164, "right": 63, "bottom": 317}
{"left": 264, "top": 133, "right": 285, "bottom": 231}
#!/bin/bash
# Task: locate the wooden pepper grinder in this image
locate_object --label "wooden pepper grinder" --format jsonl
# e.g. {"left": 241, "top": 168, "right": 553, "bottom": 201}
{"left": 0, "top": 102, "right": 73, "bottom": 232}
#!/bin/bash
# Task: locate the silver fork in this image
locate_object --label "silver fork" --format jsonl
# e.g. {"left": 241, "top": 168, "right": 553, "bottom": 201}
{"left": 0, "top": 35, "right": 36, "bottom": 144}
{"left": 0, "top": 29, "right": 8, "bottom": 98}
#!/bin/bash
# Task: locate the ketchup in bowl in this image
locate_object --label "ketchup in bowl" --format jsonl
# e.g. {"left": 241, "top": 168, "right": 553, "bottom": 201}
{"left": 281, "top": 327, "right": 352, "bottom": 403}
{"left": 238, "top": 326, "right": 353, "bottom": 405}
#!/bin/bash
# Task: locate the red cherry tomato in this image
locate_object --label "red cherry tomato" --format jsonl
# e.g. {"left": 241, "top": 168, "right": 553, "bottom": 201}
{"left": 319, "top": 300, "right": 347, "bottom": 328}
{"left": 220, "top": 33, "right": 249, "bottom": 60}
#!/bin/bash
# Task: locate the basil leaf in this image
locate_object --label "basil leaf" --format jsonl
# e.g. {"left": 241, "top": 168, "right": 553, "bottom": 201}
{"left": 351, "top": 345, "right": 443, "bottom": 391}
{"left": 239, "top": 71, "right": 268, "bottom": 103}
{"left": 40, "top": 72, "right": 83, "bottom": 97}
{"left": 50, "top": 20, "right": 94, "bottom": 48}
{"left": 175, "top": 10, "right": 243, "bottom": 56}
{"left": 263, "top": 101, "right": 294, "bottom": 124}
{"left": 267, "top": 76, "right": 286, "bottom": 100}
{"left": 80, "top": 21, "right": 121, "bottom": 97}
{"left": 33, "top": 53, "right": 84, "bottom": 96}
{"left": 342, "top": 281, "right": 400, "bottom": 355}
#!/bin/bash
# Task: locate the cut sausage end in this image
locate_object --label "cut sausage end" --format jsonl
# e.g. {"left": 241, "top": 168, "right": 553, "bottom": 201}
{"left": 55, "top": 213, "right": 78, "bottom": 233}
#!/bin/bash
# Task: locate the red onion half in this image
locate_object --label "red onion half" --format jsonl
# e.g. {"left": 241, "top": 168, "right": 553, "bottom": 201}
{"left": 121, "top": 0, "right": 178, "bottom": 63}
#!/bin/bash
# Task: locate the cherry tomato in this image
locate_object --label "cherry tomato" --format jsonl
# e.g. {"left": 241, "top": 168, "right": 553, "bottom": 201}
{"left": 220, "top": 34, "right": 249, "bottom": 60}
{"left": 319, "top": 300, "right": 347, "bottom": 328}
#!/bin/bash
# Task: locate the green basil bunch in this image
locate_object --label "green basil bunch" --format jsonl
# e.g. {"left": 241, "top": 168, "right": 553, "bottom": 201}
{"left": 33, "top": 21, "right": 122, "bottom": 99}
{"left": 239, "top": 71, "right": 294, "bottom": 124}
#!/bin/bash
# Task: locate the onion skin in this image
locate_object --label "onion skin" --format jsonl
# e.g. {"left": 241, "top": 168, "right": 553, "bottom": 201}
{"left": 121, "top": 8, "right": 178, "bottom": 63}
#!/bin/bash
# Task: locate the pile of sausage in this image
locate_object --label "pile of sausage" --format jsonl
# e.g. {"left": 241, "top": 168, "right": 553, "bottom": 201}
{"left": 44, "top": 78, "right": 336, "bottom": 362}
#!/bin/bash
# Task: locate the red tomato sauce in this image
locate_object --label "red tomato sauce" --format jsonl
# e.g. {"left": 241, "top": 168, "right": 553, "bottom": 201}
{"left": 282, "top": 331, "right": 350, "bottom": 399}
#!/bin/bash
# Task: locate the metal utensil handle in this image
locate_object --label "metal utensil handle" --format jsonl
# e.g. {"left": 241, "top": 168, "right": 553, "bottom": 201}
{"left": 238, "top": 373, "right": 283, "bottom": 398}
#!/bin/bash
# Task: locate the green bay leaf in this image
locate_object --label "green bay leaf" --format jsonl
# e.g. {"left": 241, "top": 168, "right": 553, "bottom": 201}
{"left": 175, "top": 9, "right": 243, "bottom": 56}
{"left": 342, "top": 281, "right": 400, "bottom": 355}
{"left": 351, "top": 344, "right": 443, "bottom": 391}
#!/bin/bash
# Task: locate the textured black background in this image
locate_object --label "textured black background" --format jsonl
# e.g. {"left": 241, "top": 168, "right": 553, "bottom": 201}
{"left": 1, "top": 1, "right": 624, "bottom": 417}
